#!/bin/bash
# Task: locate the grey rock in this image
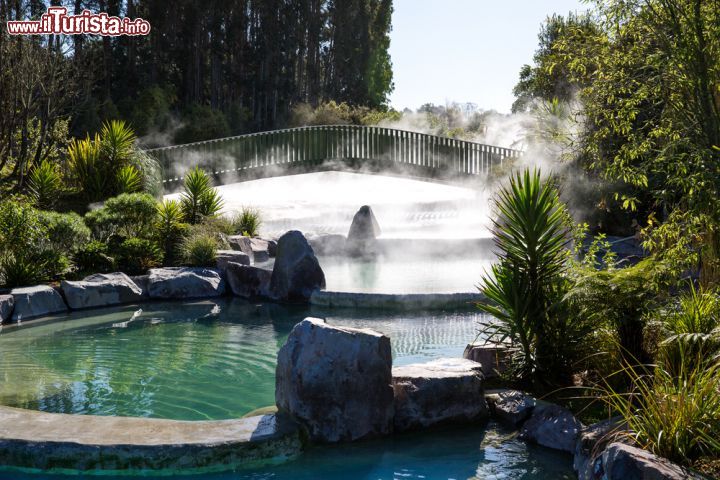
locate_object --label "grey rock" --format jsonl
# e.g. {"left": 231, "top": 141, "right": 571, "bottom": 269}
{"left": 487, "top": 389, "right": 536, "bottom": 427}
{"left": 61, "top": 273, "right": 143, "bottom": 310}
{"left": 602, "top": 443, "right": 703, "bottom": 480}
{"left": 519, "top": 403, "right": 582, "bottom": 453}
{"left": 266, "top": 239, "right": 278, "bottom": 257}
{"left": 308, "top": 234, "right": 347, "bottom": 256}
{"left": 228, "top": 235, "right": 253, "bottom": 257}
{"left": 346, "top": 205, "right": 381, "bottom": 256}
{"left": 392, "top": 358, "right": 488, "bottom": 432}
{"left": 10, "top": 285, "right": 67, "bottom": 321}
{"left": 250, "top": 238, "right": 272, "bottom": 263}
{"left": 275, "top": 318, "right": 394, "bottom": 443}
{"left": 216, "top": 250, "right": 251, "bottom": 272}
{"left": 130, "top": 275, "right": 150, "bottom": 297}
{"left": 147, "top": 267, "right": 225, "bottom": 299}
{"left": 463, "top": 343, "right": 510, "bottom": 378}
{"left": 574, "top": 417, "right": 626, "bottom": 480}
{"left": 269, "top": 231, "right": 325, "bottom": 303}
{"left": 0, "top": 295, "right": 14, "bottom": 324}
{"left": 226, "top": 263, "right": 272, "bottom": 299}
{"left": 0, "top": 405, "right": 302, "bottom": 473}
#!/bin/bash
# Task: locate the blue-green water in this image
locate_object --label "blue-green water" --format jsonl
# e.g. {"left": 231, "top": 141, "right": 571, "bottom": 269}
{"left": 0, "top": 298, "right": 575, "bottom": 479}
{"left": 0, "top": 424, "right": 574, "bottom": 480}
{"left": 0, "top": 298, "right": 480, "bottom": 420}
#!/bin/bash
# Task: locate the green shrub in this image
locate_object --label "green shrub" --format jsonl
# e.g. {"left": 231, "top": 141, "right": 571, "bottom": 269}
{"left": 231, "top": 207, "right": 262, "bottom": 236}
{"left": 598, "top": 356, "right": 720, "bottom": 465}
{"left": 155, "top": 199, "right": 188, "bottom": 265}
{"left": 181, "top": 234, "right": 218, "bottom": 267}
{"left": 115, "top": 238, "right": 163, "bottom": 275}
{"left": 28, "top": 161, "right": 64, "bottom": 209}
{"left": 0, "top": 254, "right": 45, "bottom": 288}
{"left": 0, "top": 201, "right": 73, "bottom": 286}
{"left": 180, "top": 166, "right": 224, "bottom": 224}
{"left": 0, "top": 201, "right": 46, "bottom": 257}
{"left": 85, "top": 193, "right": 158, "bottom": 240}
{"left": 67, "top": 120, "right": 159, "bottom": 202}
{"left": 74, "top": 240, "right": 115, "bottom": 274}
{"left": 477, "top": 168, "right": 577, "bottom": 386}
{"left": 567, "top": 258, "right": 670, "bottom": 368}
{"left": 39, "top": 211, "right": 91, "bottom": 254}
{"left": 653, "top": 283, "right": 720, "bottom": 375}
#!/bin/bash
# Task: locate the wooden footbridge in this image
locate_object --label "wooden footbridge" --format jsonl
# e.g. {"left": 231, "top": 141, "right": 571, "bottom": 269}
{"left": 146, "top": 125, "right": 521, "bottom": 190}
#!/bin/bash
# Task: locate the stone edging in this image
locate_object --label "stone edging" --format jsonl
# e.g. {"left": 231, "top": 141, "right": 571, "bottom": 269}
{"left": 310, "top": 290, "right": 483, "bottom": 310}
{"left": 0, "top": 406, "right": 303, "bottom": 475}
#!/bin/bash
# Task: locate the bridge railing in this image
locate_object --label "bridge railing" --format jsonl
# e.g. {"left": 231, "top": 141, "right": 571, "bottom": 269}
{"left": 145, "top": 125, "right": 521, "bottom": 188}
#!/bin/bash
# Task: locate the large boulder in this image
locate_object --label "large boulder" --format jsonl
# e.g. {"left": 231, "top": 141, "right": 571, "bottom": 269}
{"left": 574, "top": 417, "right": 626, "bottom": 480}
{"left": 226, "top": 263, "right": 272, "bottom": 299}
{"left": 10, "top": 285, "right": 67, "bottom": 321}
{"left": 249, "top": 238, "right": 271, "bottom": 263}
{"left": 486, "top": 389, "right": 536, "bottom": 427}
{"left": 392, "top": 358, "right": 488, "bottom": 432}
{"left": 602, "top": 443, "right": 703, "bottom": 480}
{"left": 519, "top": 403, "right": 582, "bottom": 453}
{"left": 0, "top": 294, "right": 14, "bottom": 324}
{"left": 463, "top": 343, "right": 510, "bottom": 379}
{"left": 216, "top": 250, "right": 251, "bottom": 272}
{"left": 275, "top": 318, "right": 394, "bottom": 443}
{"left": 61, "top": 273, "right": 144, "bottom": 310}
{"left": 346, "top": 205, "right": 381, "bottom": 256}
{"left": 146, "top": 267, "right": 225, "bottom": 299}
{"left": 269, "top": 231, "right": 325, "bottom": 303}
{"left": 228, "top": 235, "right": 253, "bottom": 257}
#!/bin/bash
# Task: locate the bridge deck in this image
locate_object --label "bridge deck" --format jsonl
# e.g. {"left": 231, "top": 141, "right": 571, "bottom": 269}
{"left": 146, "top": 125, "right": 521, "bottom": 190}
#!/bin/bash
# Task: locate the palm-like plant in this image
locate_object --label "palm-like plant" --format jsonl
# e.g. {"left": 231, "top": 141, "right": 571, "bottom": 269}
{"left": 28, "top": 160, "right": 63, "bottom": 209}
{"left": 116, "top": 164, "right": 143, "bottom": 193}
{"left": 155, "top": 199, "right": 187, "bottom": 264}
{"left": 100, "top": 119, "right": 136, "bottom": 165}
{"left": 180, "top": 166, "right": 224, "bottom": 224}
{"left": 478, "top": 168, "right": 571, "bottom": 384}
{"left": 67, "top": 134, "right": 107, "bottom": 202}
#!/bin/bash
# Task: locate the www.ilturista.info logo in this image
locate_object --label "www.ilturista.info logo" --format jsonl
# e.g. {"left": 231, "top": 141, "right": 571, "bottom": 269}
{"left": 6, "top": 7, "right": 151, "bottom": 36}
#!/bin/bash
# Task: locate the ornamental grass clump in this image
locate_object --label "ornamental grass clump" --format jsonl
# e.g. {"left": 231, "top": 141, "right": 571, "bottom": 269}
{"left": 597, "top": 354, "right": 720, "bottom": 465}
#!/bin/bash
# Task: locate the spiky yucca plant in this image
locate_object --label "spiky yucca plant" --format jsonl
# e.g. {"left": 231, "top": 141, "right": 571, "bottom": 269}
{"left": 180, "top": 166, "right": 224, "bottom": 224}
{"left": 477, "top": 168, "right": 571, "bottom": 384}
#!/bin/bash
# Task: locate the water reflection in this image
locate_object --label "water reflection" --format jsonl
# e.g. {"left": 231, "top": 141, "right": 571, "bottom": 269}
{"left": 0, "top": 298, "right": 483, "bottom": 420}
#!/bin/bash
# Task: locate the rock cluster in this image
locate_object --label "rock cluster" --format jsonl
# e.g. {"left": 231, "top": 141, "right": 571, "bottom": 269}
{"left": 275, "top": 318, "right": 488, "bottom": 443}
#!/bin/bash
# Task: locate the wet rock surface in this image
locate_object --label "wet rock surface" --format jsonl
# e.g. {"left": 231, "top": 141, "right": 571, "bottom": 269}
{"left": 147, "top": 267, "right": 225, "bottom": 299}
{"left": 602, "top": 443, "right": 703, "bottom": 480}
{"left": 0, "top": 406, "right": 302, "bottom": 473}
{"left": 486, "top": 389, "right": 536, "bottom": 427}
{"left": 519, "top": 403, "right": 582, "bottom": 453}
{"left": 269, "top": 231, "right": 325, "bottom": 303}
{"left": 216, "top": 250, "right": 251, "bottom": 271}
{"left": 346, "top": 205, "right": 381, "bottom": 256}
{"left": 392, "top": 358, "right": 488, "bottom": 432}
{"left": 226, "top": 263, "right": 272, "bottom": 299}
{"left": 10, "top": 285, "right": 67, "bottom": 321}
{"left": 61, "top": 272, "right": 144, "bottom": 310}
{"left": 275, "top": 318, "right": 393, "bottom": 443}
{"left": 0, "top": 294, "right": 14, "bottom": 324}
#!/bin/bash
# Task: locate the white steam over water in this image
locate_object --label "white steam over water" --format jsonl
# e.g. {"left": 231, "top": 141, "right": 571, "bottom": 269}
{"left": 168, "top": 171, "right": 494, "bottom": 240}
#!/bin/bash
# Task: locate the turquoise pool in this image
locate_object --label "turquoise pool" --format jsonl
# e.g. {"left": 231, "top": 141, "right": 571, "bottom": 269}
{"left": 0, "top": 424, "right": 574, "bottom": 480}
{"left": 0, "top": 298, "right": 481, "bottom": 420}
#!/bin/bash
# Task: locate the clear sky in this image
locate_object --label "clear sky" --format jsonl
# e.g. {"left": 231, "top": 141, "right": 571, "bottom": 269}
{"left": 388, "top": 0, "right": 589, "bottom": 113}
